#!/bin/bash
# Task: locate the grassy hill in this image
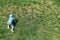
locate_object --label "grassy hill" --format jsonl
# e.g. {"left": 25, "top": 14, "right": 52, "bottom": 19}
{"left": 0, "top": 0, "right": 60, "bottom": 40}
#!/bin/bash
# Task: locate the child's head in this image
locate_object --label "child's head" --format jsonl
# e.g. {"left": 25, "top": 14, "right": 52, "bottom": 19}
{"left": 10, "top": 14, "right": 13, "bottom": 17}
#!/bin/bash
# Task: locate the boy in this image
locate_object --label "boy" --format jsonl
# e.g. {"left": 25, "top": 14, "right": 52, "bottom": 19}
{"left": 7, "top": 14, "right": 14, "bottom": 32}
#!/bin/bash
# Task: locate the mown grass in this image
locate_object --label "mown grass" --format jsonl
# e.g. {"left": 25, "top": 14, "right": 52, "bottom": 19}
{"left": 0, "top": 0, "right": 60, "bottom": 40}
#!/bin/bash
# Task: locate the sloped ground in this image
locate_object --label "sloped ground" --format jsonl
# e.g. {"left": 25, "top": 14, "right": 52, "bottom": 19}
{"left": 0, "top": 0, "right": 60, "bottom": 40}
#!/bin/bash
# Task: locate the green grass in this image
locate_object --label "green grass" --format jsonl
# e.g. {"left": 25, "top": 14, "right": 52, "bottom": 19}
{"left": 0, "top": 0, "right": 60, "bottom": 40}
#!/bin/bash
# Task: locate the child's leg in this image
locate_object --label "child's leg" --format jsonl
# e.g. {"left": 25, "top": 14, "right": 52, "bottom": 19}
{"left": 7, "top": 25, "right": 9, "bottom": 29}
{"left": 11, "top": 25, "right": 14, "bottom": 32}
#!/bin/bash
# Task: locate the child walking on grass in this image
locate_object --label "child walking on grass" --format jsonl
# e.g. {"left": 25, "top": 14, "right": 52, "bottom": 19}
{"left": 7, "top": 14, "right": 14, "bottom": 32}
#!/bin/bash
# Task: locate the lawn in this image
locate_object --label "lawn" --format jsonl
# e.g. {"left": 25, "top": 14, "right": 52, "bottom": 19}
{"left": 0, "top": 0, "right": 60, "bottom": 40}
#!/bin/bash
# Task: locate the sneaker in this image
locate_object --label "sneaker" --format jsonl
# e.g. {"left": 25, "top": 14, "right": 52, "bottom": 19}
{"left": 7, "top": 26, "right": 9, "bottom": 29}
{"left": 11, "top": 30, "right": 14, "bottom": 32}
